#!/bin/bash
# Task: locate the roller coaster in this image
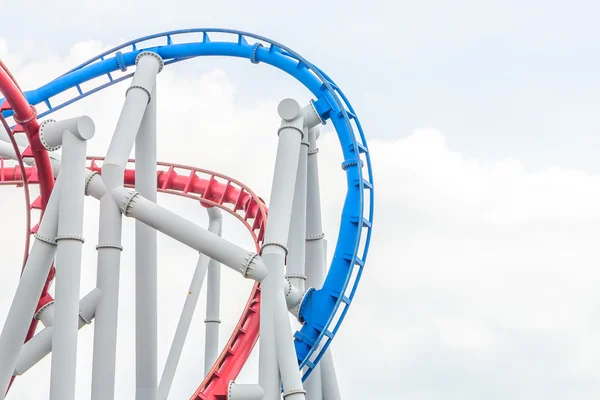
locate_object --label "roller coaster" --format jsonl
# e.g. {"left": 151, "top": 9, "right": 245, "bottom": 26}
{"left": 0, "top": 29, "right": 373, "bottom": 400}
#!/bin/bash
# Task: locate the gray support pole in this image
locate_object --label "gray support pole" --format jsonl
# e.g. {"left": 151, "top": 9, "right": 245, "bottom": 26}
{"left": 204, "top": 208, "right": 223, "bottom": 377}
{"left": 303, "top": 128, "right": 341, "bottom": 400}
{"left": 92, "top": 52, "right": 163, "bottom": 400}
{"left": 110, "top": 187, "right": 267, "bottom": 282}
{"left": 90, "top": 192, "right": 123, "bottom": 400}
{"left": 15, "top": 289, "right": 102, "bottom": 376}
{"left": 0, "top": 175, "right": 62, "bottom": 397}
{"left": 304, "top": 128, "right": 326, "bottom": 287}
{"left": 260, "top": 98, "right": 313, "bottom": 400}
{"left": 135, "top": 82, "right": 158, "bottom": 400}
{"left": 320, "top": 351, "right": 341, "bottom": 400}
{"left": 47, "top": 118, "right": 95, "bottom": 400}
{"left": 303, "top": 127, "right": 324, "bottom": 400}
{"left": 158, "top": 216, "right": 221, "bottom": 400}
{"left": 304, "top": 371, "right": 323, "bottom": 400}
{"left": 286, "top": 130, "right": 309, "bottom": 313}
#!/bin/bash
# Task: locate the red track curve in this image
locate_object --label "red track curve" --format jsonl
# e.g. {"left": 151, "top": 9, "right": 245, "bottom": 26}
{"left": 0, "top": 158, "right": 267, "bottom": 399}
{"left": 0, "top": 63, "right": 57, "bottom": 392}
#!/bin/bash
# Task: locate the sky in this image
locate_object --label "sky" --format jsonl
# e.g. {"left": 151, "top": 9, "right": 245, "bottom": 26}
{"left": 1, "top": 1, "right": 600, "bottom": 399}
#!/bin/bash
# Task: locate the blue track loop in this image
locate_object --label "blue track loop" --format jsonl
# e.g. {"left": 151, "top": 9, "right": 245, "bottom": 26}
{"left": 0, "top": 29, "right": 374, "bottom": 380}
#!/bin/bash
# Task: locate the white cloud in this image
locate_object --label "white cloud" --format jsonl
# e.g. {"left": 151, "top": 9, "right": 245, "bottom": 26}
{"left": 1, "top": 37, "right": 600, "bottom": 400}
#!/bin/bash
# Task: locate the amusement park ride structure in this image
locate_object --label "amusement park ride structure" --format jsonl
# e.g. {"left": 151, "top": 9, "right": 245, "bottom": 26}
{"left": 0, "top": 29, "right": 374, "bottom": 400}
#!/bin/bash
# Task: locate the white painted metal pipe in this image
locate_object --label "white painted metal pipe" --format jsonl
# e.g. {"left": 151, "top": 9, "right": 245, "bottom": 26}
{"left": 50, "top": 119, "right": 94, "bottom": 400}
{"left": 15, "top": 289, "right": 102, "bottom": 376}
{"left": 305, "top": 127, "right": 326, "bottom": 288}
{"left": 135, "top": 82, "right": 158, "bottom": 400}
{"left": 85, "top": 171, "right": 106, "bottom": 200}
{"left": 286, "top": 128, "right": 309, "bottom": 313}
{"left": 274, "top": 289, "right": 306, "bottom": 400}
{"left": 158, "top": 217, "right": 220, "bottom": 400}
{"left": 36, "top": 302, "right": 55, "bottom": 327}
{"left": 259, "top": 98, "right": 307, "bottom": 400}
{"left": 0, "top": 175, "right": 61, "bottom": 397}
{"left": 91, "top": 192, "right": 123, "bottom": 400}
{"left": 284, "top": 277, "right": 304, "bottom": 313}
{"left": 304, "top": 127, "right": 340, "bottom": 400}
{"left": 320, "top": 351, "right": 341, "bottom": 400}
{"left": 110, "top": 187, "right": 267, "bottom": 282}
{"left": 257, "top": 250, "right": 278, "bottom": 400}
{"left": 0, "top": 139, "right": 60, "bottom": 175}
{"left": 103, "top": 53, "right": 163, "bottom": 169}
{"left": 227, "top": 382, "right": 265, "bottom": 400}
{"left": 204, "top": 208, "right": 222, "bottom": 377}
{"left": 0, "top": 126, "right": 29, "bottom": 148}
{"left": 92, "top": 51, "right": 162, "bottom": 400}
{"left": 39, "top": 116, "right": 95, "bottom": 150}
{"left": 0, "top": 140, "right": 25, "bottom": 159}
{"left": 304, "top": 369, "right": 323, "bottom": 400}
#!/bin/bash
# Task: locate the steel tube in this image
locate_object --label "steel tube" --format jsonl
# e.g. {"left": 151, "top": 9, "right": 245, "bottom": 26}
{"left": 15, "top": 289, "right": 102, "bottom": 376}
{"left": 110, "top": 187, "right": 267, "bottom": 282}
{"left": 92, "top": 51, "right": 162, "bottom": 400}
{"left": 260, "top": 98, "right": 306, "bottom": 400}
{"left": 0, "top": 175, "right": 61, "bottom": 397}
{"left": 90, "top": 192, "right": 123, "bottom": 400}
{"left": 320, "top": 351, "right": 341, "bottom": 400}
{"left": 158, "top": 218, "right": 220, "bottom": 400}
{"left": 135, "top": 82, "right": 158, "bottom": 400}
{"left": 286, "top": 129, "right": 309, "bottom": 313}
{"left": 204, "top": 208, "right": 222, "bottom": 376}
{"left": 50, "top": 127, "right": 92, "bottom": 400}
{"left": 304, "top": 127, "right": 339, "bottom": 400}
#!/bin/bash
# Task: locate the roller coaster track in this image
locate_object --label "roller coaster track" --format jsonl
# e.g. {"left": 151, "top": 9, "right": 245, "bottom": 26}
{"left": 0, "top": 28, "right": 374, "bottom": 398}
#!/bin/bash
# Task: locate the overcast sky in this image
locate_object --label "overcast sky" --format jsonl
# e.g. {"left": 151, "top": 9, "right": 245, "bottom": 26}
{"left": 1, "top": 1, "right": 600, "bottom": 399}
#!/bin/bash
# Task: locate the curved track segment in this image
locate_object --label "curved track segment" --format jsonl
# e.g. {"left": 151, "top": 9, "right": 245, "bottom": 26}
{"left": 0, "top": 157, "right": 266, "bottom": 399}
{"left": 0, "top": 27, "right": 374, "bottom": 386}
{"left": 0, "top": 61, "right": 56, "bottom": 373}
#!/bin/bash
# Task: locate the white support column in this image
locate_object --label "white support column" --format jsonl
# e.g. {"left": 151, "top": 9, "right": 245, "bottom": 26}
{"left": 204, "top": 208, "right": 222, "bottom": 377}
{"left": 135, "top": 81, "right": 158, "bottom": 400}
{"left": 259, "top": 99, "right": 302, "bottom": 400}
{"left": 303, "top": 127, "right": 341, "bottom": 400}
{"left": 40, "top": 117, "right": 95, "bottom": 400}
{"left": 158, "top": 214, "right": 221, "bottom": 400}
{"left": 285, "top": 125, "right": 309, "bottom": 313}
{"left": 320, "top": 351, "right": 341, "bottom": 400}
{"left": 0, "top": 174, "right": 62, "bottom": 397}
{"left": 304, "top": 127, "right": 326, "bottom": 289}
{"left": 15, "top": 289, "right": 102, "bottom": 376}
{"left": 92, "top": 51, "right": 163, "bottom": 400}
{"left": 304, "top": 371, "right": 323, "bottom": 400}
{"left": 260, "top": 98, "right": 321, "bottom": 400}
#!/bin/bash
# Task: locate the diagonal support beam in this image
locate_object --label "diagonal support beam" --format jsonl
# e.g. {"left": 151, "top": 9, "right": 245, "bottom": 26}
{"left": 0, "top": 174, "right": 62, "bottom": 397}
{"left": 91, "top": 51, "right": 163, "bottom": 400}
{"left": 158, "top": 210, "right": 221, "bottom": 400}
